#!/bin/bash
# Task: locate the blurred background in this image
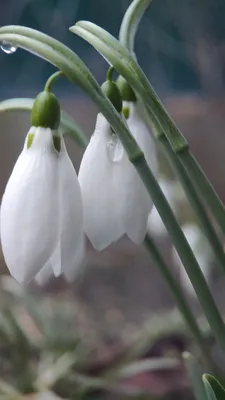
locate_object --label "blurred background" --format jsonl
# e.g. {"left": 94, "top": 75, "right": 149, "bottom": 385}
{"left": 0, "top": 1, "right": 225, "bottom": 399}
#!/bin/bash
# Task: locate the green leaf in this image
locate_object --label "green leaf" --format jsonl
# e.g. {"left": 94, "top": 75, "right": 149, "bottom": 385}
{"left": 203, "top": 374, "right": 225, "bottom": 400}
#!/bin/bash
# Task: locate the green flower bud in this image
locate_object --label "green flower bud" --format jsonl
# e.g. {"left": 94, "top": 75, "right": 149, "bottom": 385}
{"left": 116, "top": 75, "right": 136, "bottom": 102}
{"left": 31, "top": 91, "right": 60, "bottom": 129}
{"left": 101, "top": 80, "right": 122, "bottom": 113}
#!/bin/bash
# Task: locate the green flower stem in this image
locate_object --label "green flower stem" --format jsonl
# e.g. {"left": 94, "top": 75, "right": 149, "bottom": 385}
{"left": 0, "top": 98, "right": 88, "bottom": 148}
{"left": 71, "top": 21, "right": 225, "bottom": 239}
{"left": 106, "top": 66, "right": 115, "bottom": 81}
{"left": 144, "top": 235, "right": 215, "bottom": 372}
{"left": 119, "top": 0, "right": 152, "bottom": 55}
{"left": 131, "top": 146, "right": 225, "bottom": 352}
{"left": 179, "top": 149, "right": 225, "bottom": 236}
{"left": 157, "top": 134, "right": 225, "bottom": 274}
{"left": 44, "top": 70, "right": 64, "bottom": 92}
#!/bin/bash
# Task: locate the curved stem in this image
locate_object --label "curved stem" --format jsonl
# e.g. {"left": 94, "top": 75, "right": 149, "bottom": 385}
{"left": 106, "top": 66, "right": 115, "bottom": 81}
{"left": 44, "top": 70, "right": 64, "bottom": 92}
{"left": 119, "top": 0, "right": 152, "bottom": 55}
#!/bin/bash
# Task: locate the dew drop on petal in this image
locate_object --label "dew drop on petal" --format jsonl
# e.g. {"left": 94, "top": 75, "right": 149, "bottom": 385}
{"left": 1, "top": 41, "right": 17, "bottom": 54}
{"left": 106, "top": 133, "right": 124, "bottom": 162}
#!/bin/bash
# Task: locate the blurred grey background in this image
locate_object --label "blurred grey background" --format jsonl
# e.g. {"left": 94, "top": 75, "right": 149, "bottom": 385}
{"left": 0, "top": 0, "right": 225, "bottom": 96}
{"left": 0, "top": 0, "right": 225, "bottom": 369}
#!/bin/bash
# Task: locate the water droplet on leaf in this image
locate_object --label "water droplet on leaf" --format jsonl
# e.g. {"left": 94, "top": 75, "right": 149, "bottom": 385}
{"left": 107, "top": 133, "right": 124, "bottom": 162}
{"left": 1, "top": 41, "right": 17, "bottom": 54}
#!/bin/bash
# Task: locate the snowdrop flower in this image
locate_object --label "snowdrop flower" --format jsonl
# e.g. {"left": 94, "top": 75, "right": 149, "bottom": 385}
{"left": 172, "top": 223, "right": 213, "bottom": 298}
{"left": 78, "top": 78, "right": 157, "bottom": 250}
{"left": 147, "top": 178, "right": 179, "bottom": 238}
{"left": 0, "top": 91, "right": 84, "bottom": 284}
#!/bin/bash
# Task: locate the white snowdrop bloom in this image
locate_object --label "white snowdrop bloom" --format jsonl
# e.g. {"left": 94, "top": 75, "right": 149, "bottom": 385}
{"left": 147, "top": 178, "right": 178, "bottom": 238}
{"left": 0, "top": 91, "right": 84, "bottom": 284}
{"left": 35, "top": 139, "right": 85, "bottom": 285}
{"left": 172, "top": 223, "right": 213, "bottom": 298}
{"left": 78, "top": 101, "right": 157, "bottom": 250}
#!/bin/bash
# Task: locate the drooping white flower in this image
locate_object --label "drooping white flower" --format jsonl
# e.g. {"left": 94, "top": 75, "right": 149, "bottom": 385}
{"left": 78, "top": 101, "right": 157, "bottom": 250}
{"left": 0, "top": 127, "right": 84, "bottom": 284}
{"left": 172, "top": 223, "right": 213, "bottom": 298}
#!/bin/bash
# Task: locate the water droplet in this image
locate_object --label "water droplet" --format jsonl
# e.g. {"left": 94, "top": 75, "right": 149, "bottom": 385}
{"left": 1, "top": 41, "right": 17, "bottom": 54}
{"left": 107, "top": 133, "right": 124, "bottom": 162}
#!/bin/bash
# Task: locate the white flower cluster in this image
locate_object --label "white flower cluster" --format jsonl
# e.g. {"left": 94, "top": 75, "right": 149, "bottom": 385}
{"left": 0, "top": 99, "right": 157, "bottom": 284}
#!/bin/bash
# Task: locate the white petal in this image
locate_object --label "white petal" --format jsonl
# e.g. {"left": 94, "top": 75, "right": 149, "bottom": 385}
{"left": 121, "top": 102, "right": 158, "bottom": 243}
{"left": 63, "top": 235, "right": 85, "bottom": 282}
{"left": 34, "top": 242, "right": 62, "bottom": 285}
{"left": 35, "top": 242, "right": 61, "bottom": 285}
{"left": 0, "top": 127, "right": 60, "bottom": 283}
{"left": 59, "top": 139, "right": 85, "bottom": 276}
{"left": 78, "top": 113, "right": 124, "bottom": 250}
{"left": 35, "top": 264, "right": 53, "bottom": 286}
{"left": 50, "top": 241, "right": 62, "bottom": 276}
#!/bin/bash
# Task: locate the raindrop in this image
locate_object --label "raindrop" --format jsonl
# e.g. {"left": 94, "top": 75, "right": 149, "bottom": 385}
{"left": 1, "top": 41, "right": 17, "bottom": 54}
{"left": 107, "top": 133, "right": 124, "bottom": 163}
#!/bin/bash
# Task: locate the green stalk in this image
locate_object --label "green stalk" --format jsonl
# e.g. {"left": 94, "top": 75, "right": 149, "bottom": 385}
{"left": 144, "top": 235, "right": 214, "bottom": 372}
{"left": 158, "top": 134, "right": 225, "bottom": 274}
{"left": 131, "top": 150, "right": 225, "bottom": 352}
{"left": 44, "top": 70, "right": 64, "bottom": 92}
{"left": 180, "top": 149, "right": 225, "bottom": 236}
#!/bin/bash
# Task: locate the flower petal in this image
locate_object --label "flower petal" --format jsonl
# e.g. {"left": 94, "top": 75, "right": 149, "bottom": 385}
{"left": 59, "top": 139, "right": 85, "bottom": 276}
{"left": 121, "top": 102, "right": 158, "bottom": 243}
{"left": 0, "top": 127, "right": 60, "bottom": 283}
{"left": 35, "top": 264, "right": 53, "bottom": 286}
{"left": 35, "top": 242, "right": 61, "bottom": 285}
{"left": 63, "top": 235, "right": 85, "bottom": 282}
{"left": 78, "top": 113, "right": 124, "bottom": 250}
